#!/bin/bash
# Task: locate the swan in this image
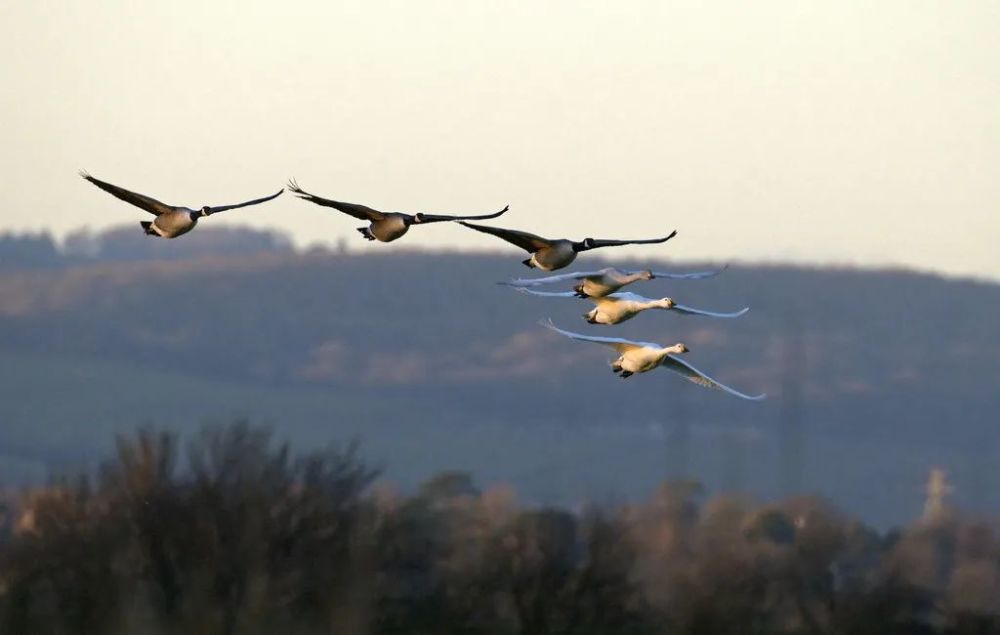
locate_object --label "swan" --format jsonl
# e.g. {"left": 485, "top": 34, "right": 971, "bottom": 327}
{"left": 517, "top": 289, "right": 749, "bottom": 325}
{"left": 287, "top": 179, "right": 508, "bottom": 243}
{"left": 80, "top": 172, "right": 283, "bottom": 239}
{"left": 457, "top": 222, "right": 677, "bottom": 271}
{"left": 539, "top": 320, "right": 766, "bottom": 400}
{"left": 501, "top": 265, "right": 727, "bottom": 297}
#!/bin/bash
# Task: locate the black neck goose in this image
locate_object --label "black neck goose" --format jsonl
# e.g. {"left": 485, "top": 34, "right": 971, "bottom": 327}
{"left": 287, "top": 180, "right": 507, "bottom": 243}
{"left": 81, "top": 172, "right": 282, "bottom": 239}
{"left": 458, "top": 222, "right": 677, "bottom": 271}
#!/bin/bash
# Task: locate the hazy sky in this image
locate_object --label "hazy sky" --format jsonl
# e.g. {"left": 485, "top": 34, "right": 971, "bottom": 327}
{"left": 1, "top": 1, "right": 997, "bottom": 280}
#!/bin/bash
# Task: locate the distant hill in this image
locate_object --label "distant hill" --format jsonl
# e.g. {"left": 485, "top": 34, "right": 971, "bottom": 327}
{"left": 0, "top": 239, "right": 997, "bottom": 527}
{"left": 0, "top": 225, "right": 292, "bottom": 270}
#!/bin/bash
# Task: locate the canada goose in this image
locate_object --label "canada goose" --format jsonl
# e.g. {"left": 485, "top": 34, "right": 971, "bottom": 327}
{"left": 517, "top": 289, "right": 748, "bottom": 325}
{"left": 80, "top": 172, "right": 283, "bottom": 239}
{"left": 458, "top": 222, "right": 677, "bottom": 271}
{"left": 287, "top": 179, "right": 508, "bottom": 243}
{"left": 501, "top": 265, "right": 727, "bottom": 297}
{"left": 540, "top": 320, "right": 766, "bottom": 400}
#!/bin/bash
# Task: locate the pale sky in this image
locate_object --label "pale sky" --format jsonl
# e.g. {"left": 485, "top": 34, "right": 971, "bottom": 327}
{"left": 1, "top": 1, "right": 997, "bottom": 280}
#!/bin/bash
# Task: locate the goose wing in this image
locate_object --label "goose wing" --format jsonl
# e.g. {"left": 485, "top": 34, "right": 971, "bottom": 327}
{"left": 458, "top": 222, "right": 552, "bottom": 253}
{"left": 539, "top": 319, "right": 657, "bottom": 352}
{"left": 584, "top": 230, "right": 678, "bottom": 249}
{"left": 287, "top": 179, "right": 385, "bottom": 221}
{"left": 207, "top": 189, "right": 284, "bottom": 214}
{"left": 658, "top": 355, "right": 766, "bottom": 400}
{"left": 671, "top": 304, "right": 749, "bottom": 319}
{"left": 80, "top": 171, "right": 175, "bottom": 216}
{"left": 499, "top": 269, "right": 611, "bottom": 288}
{"left": 415, "top": 205, "right": 510, "bottom": 224}
{"left": 647, "top": 264, "right": 728, "bottom": 280}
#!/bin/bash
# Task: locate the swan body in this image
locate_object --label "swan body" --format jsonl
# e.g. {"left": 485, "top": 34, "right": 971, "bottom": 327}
{"left": 80, "top": 172, "right": 283, "bottom": 239}
{"left": 539, "top": 320, "right": 765, "bottom": 400}
{"left": 515, "top": 289, "right": 749, "bottom": 325}
{"left": 288, "top": 179, "right": 508, "bottom": 243}
{"left": 459, "top": 222, "right": 677, "bottom": 271}
{"left": 502, "top": 265, "right": 727, "bottom": 297}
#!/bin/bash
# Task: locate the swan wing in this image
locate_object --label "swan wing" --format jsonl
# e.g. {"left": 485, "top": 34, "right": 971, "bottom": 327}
{"left": 80, "top": 171, "right": 175, "bottom": 216}
{"left": 286, "top": 179, "right": 384, "bottom": 221}
{"left": 539, "top": 319, "right": 656, "bottom": 352}
{"left": 671, "top": 304, "right": 750, "bottom": 319}
{"left": 647, "top": 264, "right": 729, "bottom": 280}
{"left": 458, "top": 222, "right": 551, "bottom": 253}
{"left": 498, "top": 269, "right": 610, "bottom": 288}
{"left": 513, "top": 288, "right": 577, "bottom": 298}
{"left": 658, "top": 355, "right": 766, "bottom": 400}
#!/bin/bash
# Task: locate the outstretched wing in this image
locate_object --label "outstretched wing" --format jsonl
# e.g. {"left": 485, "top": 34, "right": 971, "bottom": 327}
{"left": 646, "top": 264, "right": 728, "bottom": 280}
{"left": 584, "top": 230, "right": 677, "bottom": 249}
{"left": 287, "top": 179, "right": 385, "bottom": 221}
{"left": 539, "top": 319, "right": 657, "bottom": 352}
{"left": 415, "top": 205, "right": 510, "bottom": 224}
{"left": 458, "top": 222, "right": 552, "bottom": 253}
{"left": 80, "top": 171, "right": 175, "bottom": 216}
{"left": 208, "top": 189, "right": 284, "bottom": 214}
{"left": 659, "top": 355, "right": 766, "bottom": 400}
{"left": 671, "top": 304, "right": 749, "bottom": 319}
{"left": 499, "top": 269, "right": 610, "bottom": 288}
{"left": 513, "top": 288, "right": 578, "bottom": 298}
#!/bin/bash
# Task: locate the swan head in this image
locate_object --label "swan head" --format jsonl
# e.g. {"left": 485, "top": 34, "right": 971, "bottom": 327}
{"left": 657, "top": 297, "right": 676, "bottom": 310}
{"left": 639, "top": 270, "right": 655, "bottom": 280}
{"left": 668, "top": 343, "right": 689, "bottom": 354}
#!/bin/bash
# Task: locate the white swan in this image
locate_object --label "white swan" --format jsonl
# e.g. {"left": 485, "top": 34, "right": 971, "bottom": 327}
{"left": 539, "top": 320, "right": 766, "bottom": 400}
{"left": 517, "top": 289, "right": 748, "bottom": 325}
{"left": 501, "top": 265, "right": 726, "bottom": 297}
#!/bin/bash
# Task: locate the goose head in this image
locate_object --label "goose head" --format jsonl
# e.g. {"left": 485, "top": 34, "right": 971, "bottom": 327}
{"left": 198, "top": 206, "right": 213, "bottom": 217}
{"left": 574, "top": 237, "right": 598, "bottom": 252}
{"left": 411, "top": 213, "right": 427, "bottom": 224}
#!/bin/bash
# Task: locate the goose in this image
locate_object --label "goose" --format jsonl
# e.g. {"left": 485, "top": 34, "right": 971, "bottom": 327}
{"left": 501, "top": 265, "right": 727, "bottom": 297}
{"left": 540, "top": 320, "right": 765, "bottom": 400}
{"left": 287, "top": 179, "right": 508, "bottom": 243}
{"left": 517, "top": 288, "right": 749, "bottom": 325}
{"left": 457, "top": 221, "right": 677, "bottom": 271}
{"left": 80, "top": 172, "right": 283, "bottom": 238}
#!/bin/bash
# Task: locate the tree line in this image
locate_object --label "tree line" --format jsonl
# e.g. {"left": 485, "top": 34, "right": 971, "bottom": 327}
{"left": 0, "top": 421, "right": 997, "bottom": 634}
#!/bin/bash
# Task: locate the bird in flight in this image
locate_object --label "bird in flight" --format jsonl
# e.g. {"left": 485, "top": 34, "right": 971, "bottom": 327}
{"left": 540, "top": 320, "right": 765, "bottom": 400}
{"left": 287, "top": 179, "right": 508, "bottom": 243}
{"left": 458, "top": 222, "right": 677, "bottom": 271}
{"left": 80, "top": 172, "right": 283, "bottom": 239}
{"left": 500, "top": 265, "right": 727, "bottom": 297}
{"left": 515, "top": 288, "right": 749, "bottom": 325}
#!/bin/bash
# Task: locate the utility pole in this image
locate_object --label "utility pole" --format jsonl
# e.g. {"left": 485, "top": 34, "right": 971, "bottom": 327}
{"left": 779, "top": 317, "right": 805, "bottom": 497}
